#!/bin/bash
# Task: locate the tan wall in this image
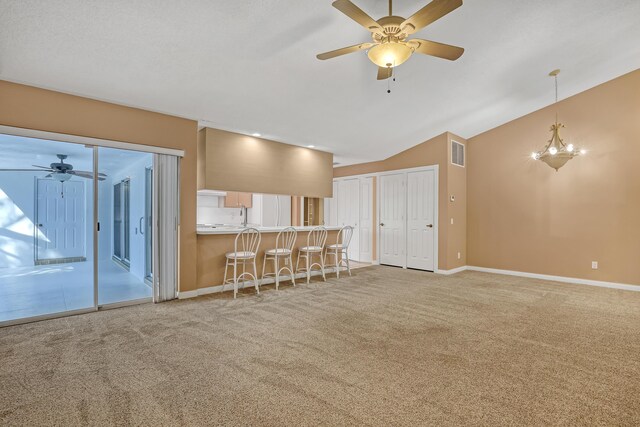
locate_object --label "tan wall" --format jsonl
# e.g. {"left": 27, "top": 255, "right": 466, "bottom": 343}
{"left": 446, "top": 133, "right": 467, "bottom": 269}
{"left": 467, "top": 69, "right": 640, "bottom": 284}
{"left": 201, "top": 128, "right": 334, "bottom": 198}
{"left": 334, "top": 132, "right": 465, "bottom": 270}
{"left": 0, "top": 80, "right": 199, "bottom": 291}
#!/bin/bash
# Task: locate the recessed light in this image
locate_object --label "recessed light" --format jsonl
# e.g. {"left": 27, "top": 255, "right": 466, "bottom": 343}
{"left": 307, "top": 145, "right": 315, "bottom": 148}
{"left": 252, "top": 133, "right": 261, "bottom": 137}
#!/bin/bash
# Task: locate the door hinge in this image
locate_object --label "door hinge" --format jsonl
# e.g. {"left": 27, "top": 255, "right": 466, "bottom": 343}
{"left": 97, "top": 222, "right": 100, "bottom": 232}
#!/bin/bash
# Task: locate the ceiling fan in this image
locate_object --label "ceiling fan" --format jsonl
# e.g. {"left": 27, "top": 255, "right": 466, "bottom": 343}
{"left": 317, "top": 0, "right": 464, "bottom": 80}
{"left": 0, "top": 154, "right": 107, "bottom": 182}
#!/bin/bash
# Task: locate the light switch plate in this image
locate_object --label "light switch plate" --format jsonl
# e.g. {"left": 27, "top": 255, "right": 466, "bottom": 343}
{"left": 591, "top": 261, "right": 598, "bottom": 270}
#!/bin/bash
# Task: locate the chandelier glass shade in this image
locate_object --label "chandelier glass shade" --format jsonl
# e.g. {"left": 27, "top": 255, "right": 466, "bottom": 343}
{"left": 531, "top": 70, "right": 584, "bottom": 171}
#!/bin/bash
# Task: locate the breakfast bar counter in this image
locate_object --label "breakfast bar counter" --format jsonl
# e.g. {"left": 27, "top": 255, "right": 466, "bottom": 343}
{"left": 196, "top": 225, "right": 342, "bottom": 292}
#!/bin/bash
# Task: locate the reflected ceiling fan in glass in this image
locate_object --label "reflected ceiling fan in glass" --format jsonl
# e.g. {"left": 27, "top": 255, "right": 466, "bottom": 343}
{"left": 316, "top": 0, "right": 465, "bottom": 81}
{"left": 0, "top": 154, "right": 107, "bottom": 182}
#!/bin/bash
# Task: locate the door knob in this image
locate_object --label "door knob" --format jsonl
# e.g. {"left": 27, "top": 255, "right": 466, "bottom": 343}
{"left": 380, "top": 223, "right": 385, "bottom": 226}
{"left": 426, "top": 224, "right": 433, "bottom": 228}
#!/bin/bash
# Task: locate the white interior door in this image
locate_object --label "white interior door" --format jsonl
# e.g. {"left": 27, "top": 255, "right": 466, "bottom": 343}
{"left": 36, "top": 179, "right": 85, "bottom": 262}
{"left": 379, "top": 173, "right": 405, "bottom": 267}
{"left": 359, "top": 177, "right": 373, "bottom": 262}
{"left": 406, "top": 170, "right": 435, "bottom": 271}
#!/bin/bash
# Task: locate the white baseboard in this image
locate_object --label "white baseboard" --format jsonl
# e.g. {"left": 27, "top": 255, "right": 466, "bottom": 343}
{"left": 467, "top": 266, "right": 640, "bottom": 292}
{"left": 177, "top": 269, "right": 338, "bottom": 299}
{"left": 177, "top": 290, "right": 198, "bottom": 299}
{"left": 436, "top": 266, "right": 468, "bottom": 275}
{"left": 178, "top": 265, "right": 640, "bottom": 299}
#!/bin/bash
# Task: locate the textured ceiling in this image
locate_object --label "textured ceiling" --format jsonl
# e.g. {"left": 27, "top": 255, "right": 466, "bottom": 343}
{"left": 1, "top": 0, "right": 639, "bottom": 165}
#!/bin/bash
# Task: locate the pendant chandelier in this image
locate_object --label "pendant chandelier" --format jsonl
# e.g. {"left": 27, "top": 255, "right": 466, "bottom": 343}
{"left": 531, "top": 69, "right": 585, "bottom": 171}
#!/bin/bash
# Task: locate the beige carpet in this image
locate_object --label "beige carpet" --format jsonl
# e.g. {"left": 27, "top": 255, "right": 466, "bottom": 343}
{"left": 1, "top": 266, "right": 640, "bottom": 426}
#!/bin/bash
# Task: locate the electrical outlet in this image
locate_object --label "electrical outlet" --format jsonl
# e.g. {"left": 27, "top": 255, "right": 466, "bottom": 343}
{"left": 591, "top": 261, "right": 598, "bottom": 270}
{"left": 457, "top": 252, "right": 461, "bottom": 260}
{"left": 450, "top": 218, "right": 454, "bottom": 225}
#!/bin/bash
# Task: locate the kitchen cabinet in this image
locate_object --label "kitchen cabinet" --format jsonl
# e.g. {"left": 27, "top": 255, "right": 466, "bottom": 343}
{"left": 224, "top": 192, "right": 253, "bottom": 208}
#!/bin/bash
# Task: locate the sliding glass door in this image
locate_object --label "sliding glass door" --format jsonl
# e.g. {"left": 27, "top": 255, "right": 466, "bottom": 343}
{"left": 0, "top": 135, "right": 95, "bottom": 322}
{"left": 0, "top": 128, "right": 180, "bottom": 326}
{"left": 97, "top": 147, "right": 153, "bottom": 306}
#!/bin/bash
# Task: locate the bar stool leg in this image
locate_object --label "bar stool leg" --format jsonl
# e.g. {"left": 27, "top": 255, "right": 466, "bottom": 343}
{"left": 319, "top": 252, "right": 326, "bottom": 281}
{"left": 346, "top": 252, "right": 351, "bottom": 276}
{"left": 335, "top": 250, "right": 340, "bottom": 278}
{"left": 306, "top": 253, "right": 310, "bottom": 284}
{"left": 261, "top": 254, "right": 267, "bottom": 281}
{"left": 253, "top": 259, "right": 260, "bottom": 294}
{"left": 289, "top": 254, "right": 296, "bottom": 286}
{"left": 274, "top": 256, "right": 279, "bottom": 290}
{"left": 233, "top": 259, "right": 238, "bottom": 299}
{"left": 224, "top": 258, "right": 229, "bottom": 287}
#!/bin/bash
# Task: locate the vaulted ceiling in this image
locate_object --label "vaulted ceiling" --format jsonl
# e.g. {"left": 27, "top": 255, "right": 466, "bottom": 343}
{"left": 1, "top": 0, "right": 639, "bottom": 165}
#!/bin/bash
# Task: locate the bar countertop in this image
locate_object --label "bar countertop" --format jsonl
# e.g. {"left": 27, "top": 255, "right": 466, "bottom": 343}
{"left": 197, "top": 225, "right": 342, "bottom": 235}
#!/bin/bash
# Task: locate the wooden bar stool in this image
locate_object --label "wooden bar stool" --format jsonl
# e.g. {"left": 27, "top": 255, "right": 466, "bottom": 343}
{"left": 324, "top": 225, "right": 354, "bottom": 278}
{"left": 223, "top": 228, "right": 261, "bottom": 299}
{"left": 295, "top": 226, "right": 328, "bottom": 284}
{"left": 261, "top": 227, "right": 297, "bottom": 290}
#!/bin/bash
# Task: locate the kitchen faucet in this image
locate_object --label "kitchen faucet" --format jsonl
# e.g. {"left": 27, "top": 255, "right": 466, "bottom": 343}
{"left": 240, "top": 205, "right": 248, "bottom": 227}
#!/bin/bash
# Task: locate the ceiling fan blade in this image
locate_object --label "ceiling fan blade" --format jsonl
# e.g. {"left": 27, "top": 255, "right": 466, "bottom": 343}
{"left": 401, "top": 0, "right": 463, "bottom": 35}
{"left": 407, "top": 39, "right": 464, "bottom": 60}
{"left": 68, "top": 171, "right": 92, "bottom": 179}
{"left": 68, "top": 171, "right": 106, "bottom": 181}
{"left": 317, "top": 42, "right": 376, "bottom": 60}
{"left": 32, "top": 165, "right": 54, "bottom": 170}
{"left": 73, "top": 170, "right": 107, "bottom": 177}
{"left": 332, "top": 0, "right": 383, "bottom": 34}
{"left": 377, "top": 66, "right": 393, "bottom": 80}
{"left": 0, "top": 168, "right": 55, "bottom": 172}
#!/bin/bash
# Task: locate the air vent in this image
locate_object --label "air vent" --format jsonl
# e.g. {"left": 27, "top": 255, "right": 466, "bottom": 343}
{"left": 451, "top": 140, "right": 465, "bottom": 167}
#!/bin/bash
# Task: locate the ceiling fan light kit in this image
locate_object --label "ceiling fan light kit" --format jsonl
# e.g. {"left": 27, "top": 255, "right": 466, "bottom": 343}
{"left": 531, "top": 69, "right": 584, "bottom": 171}
{"left": 367, "top": 41, "right": 412, "bottom": 68}
{"left": 317, "top": 0, "right": 464, "bottom": 80}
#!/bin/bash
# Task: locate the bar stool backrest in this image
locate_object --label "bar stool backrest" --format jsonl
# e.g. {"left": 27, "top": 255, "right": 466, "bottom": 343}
{"left": 307, "top": 226, "right": 328, "bottom": 249}
{"left": 235, "top": 227, "right": 261, "bottom": 255}
{"left": 338, "top": 225, "right": 354, "bottom": 249}
{"left": 276, "top": 227, "right": 297, "bottom": 251}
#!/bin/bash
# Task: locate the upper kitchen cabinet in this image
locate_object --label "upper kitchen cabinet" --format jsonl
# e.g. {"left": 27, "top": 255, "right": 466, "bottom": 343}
{"left": 223, "top": 191, "right": 252, "bottom": 208}
{"left": 197, "top": 127, "right": 334, "bottom": 198}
